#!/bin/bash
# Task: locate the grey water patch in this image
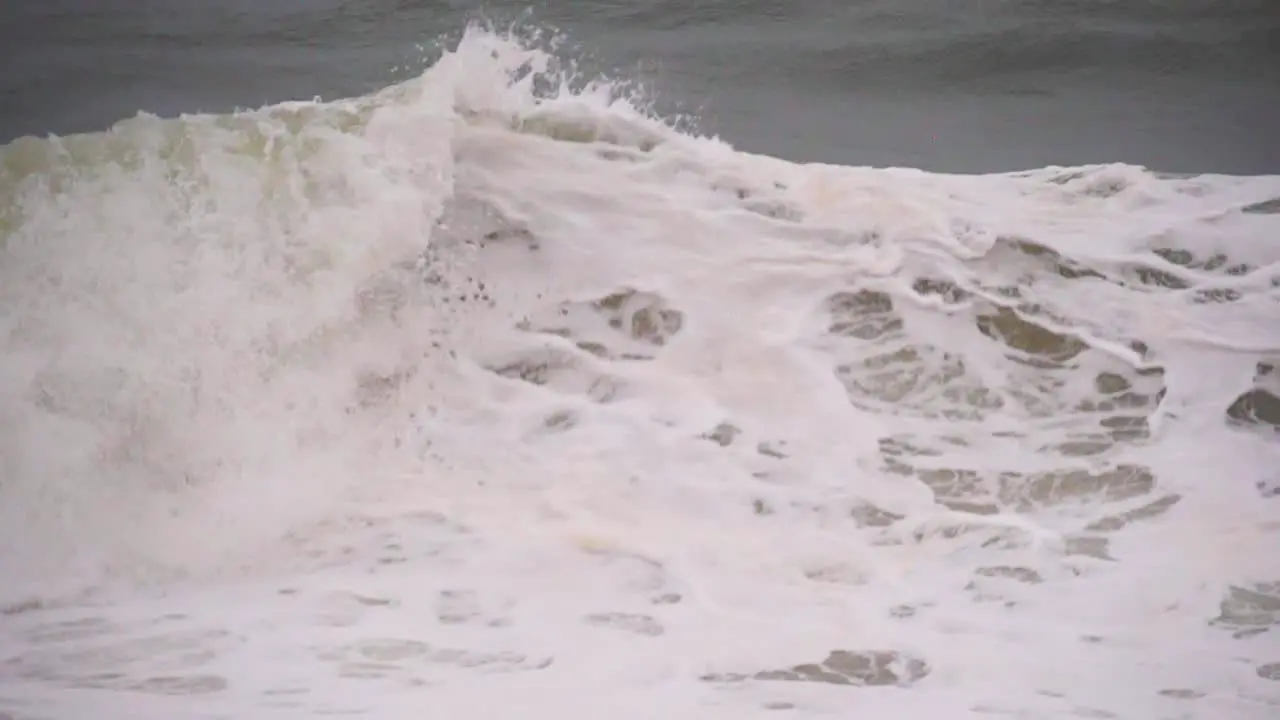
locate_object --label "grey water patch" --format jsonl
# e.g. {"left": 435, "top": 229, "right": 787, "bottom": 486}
{"left": 849, "top": 502, "right": 903, "bottom": 528}
{"left": 703, "top": 650, "right": 930, "bottom": 688}
{"left": 1210, "top": 582, "right": 1280, "bottom": 638}
{"left": 583, "top": 612, "right": 664, "bottom": 637}
{"left": 751, "top": 497, "right": 775, "bottom": 516}
{"left": 125, "top": 674, "right": 229, "bottom": 696}
{"left": 516, "top": 287, "right": 686, "bottom": 363}
{"left": 912, "top": 277, "right": 971, "bottom": 307}
{"left": 1227, "top": 389, "right": 1280, "bottom": 430}
{"left": 20, "top": 616, "right": 120, "bottom": 645}
{"left": 1228, "top": 362, "right": 1280, "bottom": 432}
{"left": 995, "top": 237, "right": 1105, "bottom": 282}
{"left": 486, "top": 345, "right": 627, "bottom": 404}
{"left": 4, "top": 628, "right": 233, "bottom": 678}
{"left": 1157, "top": 688, "right": 1206, "bottom": 699}
{"left": 436, "top": 589, "right": 480, "bottom": 624}
{"left": 1241, "top": 198, "right": 1280, "bottom": 215}
{"left": 1062, "top": 535, "right": 1114, "bottom": 561}
{"left": 825, "top": 289, "right": 902, "bottom": 341}
{"left": 700, "top": 421, "right": 740, "bottom": 447}
{"left": 318, "top": 639, "right": 553, "bottom": 680}
{"left": 1085, "top": 493, "right": 1181, "bottom": 532}
{"left": 354, "top": 639, "right": 431, "bottom": 663}
{"left": 435, "top": 589, "right": 512, "bottom": 627}
{"left": 539, "top": 408, "right": 579, "bottom": 434}
{"left": 974, "top": 566, "right": 1043, "bottom": 584}
{"left": 1259, "top": 479, "right": 1280, "bottom": 499}
{"left": 1, "top": 598, "right": 50, "bottom": 617}
{"left": 1007, "top": 465, "right": 1156, "bottom": 510}
{"left": 976, "top": 306, "right": 1087, "bottom": 367}
{"left": 756, "top": 440, "right": 788, "bottom": 459}
{"left": 595, "top": 289, "right": 685, "bottom": 347}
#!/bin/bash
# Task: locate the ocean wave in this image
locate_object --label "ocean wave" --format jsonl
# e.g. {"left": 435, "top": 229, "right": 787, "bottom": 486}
{"left": 1, "top": 24, "right": 1278, "bottom": 719}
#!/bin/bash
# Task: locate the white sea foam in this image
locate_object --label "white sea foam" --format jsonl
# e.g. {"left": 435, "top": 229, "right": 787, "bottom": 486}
{"left": 2, "top": 25, "right": 1279, "bottom": 720}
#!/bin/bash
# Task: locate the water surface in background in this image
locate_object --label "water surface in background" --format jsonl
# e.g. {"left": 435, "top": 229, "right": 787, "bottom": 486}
{"left": 1, "top": 8, "right": 1280, "bottom": 720}
{"left": 2, "top": 0, "right": 1279, "bottom": 173}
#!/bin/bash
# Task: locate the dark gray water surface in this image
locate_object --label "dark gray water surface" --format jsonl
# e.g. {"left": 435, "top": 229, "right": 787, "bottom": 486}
{"left": 2, "top": 0, "right": 1278, "bottom": 174}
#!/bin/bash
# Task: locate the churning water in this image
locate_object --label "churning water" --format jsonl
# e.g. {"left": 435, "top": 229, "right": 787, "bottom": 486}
{"left": 1, "top": 24, "right": 1278, "bottom": 720}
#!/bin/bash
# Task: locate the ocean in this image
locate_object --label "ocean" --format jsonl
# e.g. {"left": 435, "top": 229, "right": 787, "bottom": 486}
{"left": 1, "top": 3, "right": 1279, "bottom": 719}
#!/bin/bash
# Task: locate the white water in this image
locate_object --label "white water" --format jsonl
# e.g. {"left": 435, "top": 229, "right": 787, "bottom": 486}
{"left": 2, "top": 27, "right": 1279, "bottom": 719}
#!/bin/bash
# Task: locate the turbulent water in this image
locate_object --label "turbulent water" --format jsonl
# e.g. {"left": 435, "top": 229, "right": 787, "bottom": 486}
{"left": 2, "top": 24, "right": 1280, "bottom": 720}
